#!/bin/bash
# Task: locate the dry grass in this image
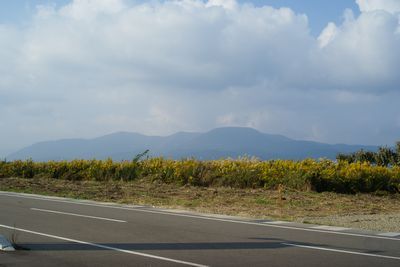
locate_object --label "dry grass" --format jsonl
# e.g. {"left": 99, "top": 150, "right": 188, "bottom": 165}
{"left": 1, "top": 177, "right": 400, "bottom": 223}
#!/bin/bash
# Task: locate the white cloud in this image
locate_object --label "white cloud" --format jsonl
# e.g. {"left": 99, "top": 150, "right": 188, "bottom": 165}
{"left": 318, "top": 22, "right": 339, "bottom": 48}
{"left": 59, "top": 0, "right": 126, "bottom": 20}
{"left": 356, "top": 0, "right": 400, "bottom": 14}
{"left": 206, "top": 0, "right": 237, "bottom": 10}
{"left": 0, "top": 0, "right": 400, "bottom": 156}
{"left": 317, "top": 8, "right": 400, "bottom": 92}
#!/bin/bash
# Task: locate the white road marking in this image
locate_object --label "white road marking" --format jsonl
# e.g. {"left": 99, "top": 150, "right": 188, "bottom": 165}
{"left": 30, "top": 208, "right": 126, "bottom": 223}
{"left": 311, "top": 226, "right": 351, "bottom": 231}
{"left": 1, "top": 191, "right": 400, "bottom": 242}
{"left": 0, "top": 224, "right": 208, "bottom": 267}
{"left": 378, "top": 232, "right": 400, "bottom": 237}
{"left": 264, "top": 221, "right": 291, "bottom": 224}
{"left": 282, "top": 242, "right": 400, "bottom": 260}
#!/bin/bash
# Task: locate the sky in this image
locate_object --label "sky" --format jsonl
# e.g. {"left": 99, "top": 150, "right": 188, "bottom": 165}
{"left": 0, "top": 0, "right": 399, "bottom": 157}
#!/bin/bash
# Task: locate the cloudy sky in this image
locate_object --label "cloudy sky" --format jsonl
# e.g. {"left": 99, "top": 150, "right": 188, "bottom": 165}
{"left": 1, "top": 0, "right": 399, "bottom": 156}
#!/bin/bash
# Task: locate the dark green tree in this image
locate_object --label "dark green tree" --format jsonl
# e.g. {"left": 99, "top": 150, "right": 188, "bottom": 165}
{"left": 375, "top": 146, "right": 396, "bottom": 167}
{"left": 336, "top": 153, "right": 355, "bottom": 163}
{"left": 354, "top": 149, "right": 376, "bottom": 164}
{"left": 395, "top": 141, "right": 400, "bottom": 165}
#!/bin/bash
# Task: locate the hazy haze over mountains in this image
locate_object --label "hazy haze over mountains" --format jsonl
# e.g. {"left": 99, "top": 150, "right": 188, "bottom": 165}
{"left": 8, "top": 127, "right": 377, "bottom": 161}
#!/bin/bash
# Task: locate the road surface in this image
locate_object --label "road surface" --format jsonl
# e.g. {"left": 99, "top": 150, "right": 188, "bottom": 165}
{"left": 0, "top": 191, "right": 399, "bottom": 266}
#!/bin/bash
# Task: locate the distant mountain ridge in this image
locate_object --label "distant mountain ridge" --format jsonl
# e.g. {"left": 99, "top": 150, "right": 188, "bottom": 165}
{"left": 7, "top": 127, "right": 378, "bottom": 161}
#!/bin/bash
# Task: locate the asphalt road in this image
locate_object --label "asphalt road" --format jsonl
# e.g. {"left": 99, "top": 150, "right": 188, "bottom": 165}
{"left": 0, "top": 191, "right": 399, "bottom": 267}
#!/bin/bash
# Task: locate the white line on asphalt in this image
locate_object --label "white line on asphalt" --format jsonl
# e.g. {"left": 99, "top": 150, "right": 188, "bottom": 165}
{"left": 378, "top": 232, "right": 400, "bottom": 237}
{"left": 30, "top": 208, "right": 126, "bottom": 223}
{"left": 264, "top": 221, "right": 291, "bottom": 224}
{"left": 311, "top": 226, "right": 351, "bottom": 231}
{"left": 282, "top": 242, "right": 400, "bottom": 260}
{"left": 0, "top": 224, "right": 208, "bottom": 267}
{"left": 1, "top": 191, "right": 400, "bottom": 242}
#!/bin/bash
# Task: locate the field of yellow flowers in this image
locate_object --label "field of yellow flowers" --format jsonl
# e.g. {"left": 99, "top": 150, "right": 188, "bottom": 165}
{"left": 1, "top": 158, "right": 399, "bottom": 194}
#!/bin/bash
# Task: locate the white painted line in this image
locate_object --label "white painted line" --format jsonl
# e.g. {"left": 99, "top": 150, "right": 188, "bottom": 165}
{"left": 30, "top": 208, "right": 127, "bottom": 223}
{"left": 0, "top": 224, "right": 208, "bottom": 267}
{"left": 1, "top": 191, "right": 400, "bottom": 242}
{"left": 311, "top": 226, "right": 351, "bottom": 231}
{"left": 0, "top": 235, "right": 15, "bottom": 251}
{"left": 264, "top": 221, "right": 291, "bottom": 225}
{"left": 378, "top": 232, "right": 400, "bottom": 237}
{"left": 282, "top": 242, "right": 400, "bottom": 260}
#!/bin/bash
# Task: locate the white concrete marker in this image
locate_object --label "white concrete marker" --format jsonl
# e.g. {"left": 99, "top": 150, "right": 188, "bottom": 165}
{"left": 0, "top": 235, "right": 15, "bottom": 251}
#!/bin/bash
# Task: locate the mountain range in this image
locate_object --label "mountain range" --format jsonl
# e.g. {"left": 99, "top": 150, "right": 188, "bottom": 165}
{"left": 7, "top": 127, "right": 378, "bottom": 161}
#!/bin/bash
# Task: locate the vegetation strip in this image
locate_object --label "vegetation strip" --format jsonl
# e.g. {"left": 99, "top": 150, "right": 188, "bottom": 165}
{"left": 1, "top": 157, "right": 400, "bottom": 193}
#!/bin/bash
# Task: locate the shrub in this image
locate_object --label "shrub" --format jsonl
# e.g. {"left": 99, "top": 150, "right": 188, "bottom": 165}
{"left": 1, "top": 157, "right": 399, "bottom": 194}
